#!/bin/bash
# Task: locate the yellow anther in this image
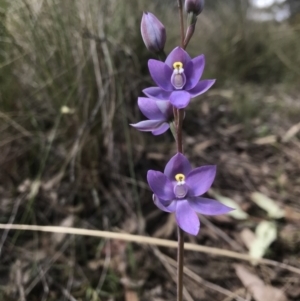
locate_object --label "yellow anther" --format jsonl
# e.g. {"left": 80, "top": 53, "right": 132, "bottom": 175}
{"left": 173, "top": 62, "right": 183, "bottom": 70}
{"left": 175, "top": 173, "right": 185, "bottom": 182}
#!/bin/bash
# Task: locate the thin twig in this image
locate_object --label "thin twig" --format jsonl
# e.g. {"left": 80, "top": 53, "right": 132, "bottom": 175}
{"left": 96, "top": 218, "right": 111, "bottom": 292}
{"left": 25, "top": 239, "right": 70, "bottom": 296}
{"left": 0, "top": 111, "right": 32, "bottom": 137}
{"left": 39, "top": 266, "right": 49, "bottom": 301}
{"left": 64, "top": 237, "right": 75, "bottom": 301}
{"left": 0, "top": 196, "right": 24, "bottom": 256}
{"left": 69, "top": 81, "right": 109, "bottom": 182}
{"left": 0, "top": 224, "right": 300, "bottom": 275}
{"left": 16, "top": 260, "right": 26, "bottom": 301}
{"left": 200, "top": 216, "right": 244, "bottom": 252}
{"left": 165, "top": 255, "right": 247, "bottom": 301}
{"left": 151, "top": 246, "right": 194, "bottom": 301}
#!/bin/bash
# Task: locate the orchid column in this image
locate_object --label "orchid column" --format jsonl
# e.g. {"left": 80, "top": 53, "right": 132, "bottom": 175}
{"left": 131, "top": 1, "right": 233, "bottom": 300}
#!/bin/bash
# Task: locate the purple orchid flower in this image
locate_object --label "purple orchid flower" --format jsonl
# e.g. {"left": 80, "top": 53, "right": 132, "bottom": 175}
{"left": 130, "top": 97, "right": 173, "bottom": 135}
{"left": 147, "top": 153, "right": 233, "bottom": 235}
{"left": 143, "top": 47, "right": 215, "bottom": 109}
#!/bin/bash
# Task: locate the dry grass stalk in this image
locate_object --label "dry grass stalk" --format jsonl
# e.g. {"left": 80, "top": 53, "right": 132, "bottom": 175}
{"left": 0, "top": 223, "right": 299, "bottom": 275}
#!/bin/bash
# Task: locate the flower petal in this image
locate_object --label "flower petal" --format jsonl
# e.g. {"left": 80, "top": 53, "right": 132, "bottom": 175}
{"left": 156, "top": 100, "right": 173, "bottom": 118}
{"left": 170, "top": 91, "right": 191, "bottom": 109}
{"left": 184, "top": 54, "right": 205, "bottom": 90}
{"left": 165, "top": 47, "right": 191, "bottom": 69}
{"left": 138, "top": 97, "right": 165, "bottom": 120}
{"left": 147, "top": 170, "right": 175, "bottom": 200}
{"left": 130, "top": 120, "right": 164, "bottom": 132}
{"left": 188, "top": 80, "right": 215, "bottom": 97}
{"left": 186, "top": 166, "right": 216, "bottom": 197}
{"left": 152, "top": 122, "right": 170, "bottom": 135}
{"left": 175, "top": 200, "right": 200, "bottom": 235}
{"left": 188, "top": 197, "right": 234, "bottom": 215}
{"left": 153, "top": 195, "right": 176, "bottom": 212}
{"left": 143, "top": 87, "right": 172, "bottom": 100}
{"left": 148, "top": 60, "right": 173, "bottom": 91}
{"left": 164, "top": 153, "right": 192, "bottom": 181}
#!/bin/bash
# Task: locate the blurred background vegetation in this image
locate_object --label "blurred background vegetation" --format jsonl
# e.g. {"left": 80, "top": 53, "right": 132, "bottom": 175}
{"left": 0, "top": 0, "right": 299, "bottom": 300}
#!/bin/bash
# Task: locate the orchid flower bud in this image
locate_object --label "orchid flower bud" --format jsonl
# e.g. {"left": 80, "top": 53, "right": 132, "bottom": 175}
{"left": 185, "top": 0, "right": 204, "bottom": 16}
{"left": 184, "top": 1, "right": 204, "bottom": 48}
{"left": 141, "top": 12, "right": 166, "bottom": 54}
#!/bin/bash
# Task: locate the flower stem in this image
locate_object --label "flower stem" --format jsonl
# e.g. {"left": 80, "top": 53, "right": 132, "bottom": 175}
{"left": 176, "top": 109, "right": 184, "bottom": 153}
{"left": 158, "top": 50, "right": 167, "bottom": 61}
{"left": 176, "top": 3, "right": 185, "bottom": 299}
{"left": 177, "top": 0, "right": 185, "bottom": 48}
{"left": 176, "top": 107, "right": 184, "bottom": 301}
{"left": 177, "top": 226, "right": 184, "bottom": 301}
